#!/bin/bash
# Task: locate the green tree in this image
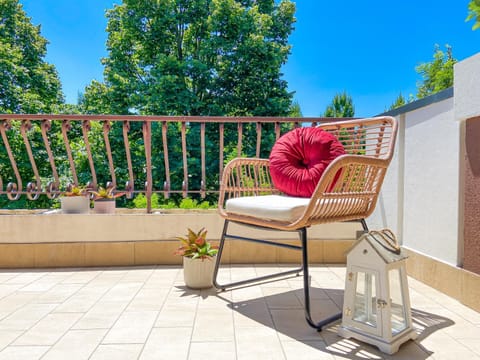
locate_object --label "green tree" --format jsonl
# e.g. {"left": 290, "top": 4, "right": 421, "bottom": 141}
{"left": 288, "top": 100, "right": 302, "bottom": 117}
{"left": 84, "top": 0, "right": 295, "bottom": 116}
{"left": 323, "top": 91, "right": 355, "bottom": 117}
{"left": 388, "top": 93, "right": 407, "bottom": 111}
{"left": 0, "top": 0, "right": 63, "bottom": 113}
{"left": 81, "top": 0, "right": 296, "bottom": 204}
{"left": 415, "top": 44, "right": 457, "bottom": 99}
{"left": 467, "top": 0, "right": 480, "bottom": 30}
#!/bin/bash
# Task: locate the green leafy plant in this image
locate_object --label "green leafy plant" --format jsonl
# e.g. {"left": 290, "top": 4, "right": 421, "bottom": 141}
{"left": 174, "top": 228, "right": 218, "bottom": 260}
{"left": 90, "top": 186, "right": 125, "bottom": 200}
{"left": 63, "top": 185, "right": 88, "bottom": 197}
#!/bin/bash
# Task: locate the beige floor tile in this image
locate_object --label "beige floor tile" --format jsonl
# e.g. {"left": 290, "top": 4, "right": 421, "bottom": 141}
{"left": 87, "top": 270, "right": 127, "bottom": 286}
{"left": 0, "top": 345, "right": 49, "bottom": 360}
{"left": 103, "top": 311, "right": 157, "bottom": 344}
{"left": 126, "top": 288, "right": 169, "bottom": 312}
{"left": 457, "top": 337, "right": 480, "bottom": 356}
{"left": 0, "top": 265, "right": 474, "bottom": 359}
{"left": 32, "top": 283, "right": 83, "bottom": 304}
{"left": 5, "top": 272, "right": 45, "bottom": 286}
{"left": 13, "top": 312, "right": 82, "bottom": 345}
{"left": 55, "top": 289, "right": 104, "bottom": 313}
{"left": 262, "top": 287, "right": 303, "bottom": 309}
{"left": 42, "top": 329, "right": 107, "bottom": 360}
{"left": 232, "top": 298, "right": 274, "bottom": 328}
{"left": 0, "top": 330, "right": 23, "bottom": 351}
{"left": 0, "top": 303, "right": 57, "bottom": 331}
{"left": 25, "top": 278, "right": 62, "bottom": 293}
{"left": 140, "top": 327, "right": 191, "bottom": 360}
{"left": 383, "top": 340, "right": 433, "bottom": 360}
{"left": 271, "top": 309, "right": 322, "bottom": 341}
{"left": 0, "top": 273, "right": 20, "bottom": 283}
{"left": 60, "top": 270, "right": 102, "bottom": 284}
{"left": 235, "top": 326, "right": 285, "bottom": 360}
{"left": 143, "top": 267, "right": 180, "bottom": 289}
{"left": 0, "top": 285, "right": 22, "bottom": 300}
{"left": 100, "top": 281, "right": 144, "bottom": 303}
{"left": 192, "top": 307, "right": 234, "bottom": 342}
{"left": 0, "top": 292, "right": 40, "bottom": 315}
{"left": 230, "top": 284, "right": 264, "bottom": 302}
{"left": 188, "top": 341, "right": 236, "bottom": 360}
{"left": 122, "top": 268, "right": 154, "bottom": 282}
{"left": 323, "top": 334, "right": 385, "bottom": 359}
{"left": 72, "top": 300, "right": 126, "bottom": 330}
{"left": 89, "top": 344, "right": 144, "bottom": 360}
{"left": 418, "top": 330, "right": 478, "bottom": 360}
{"left": 282, "top": 340, "right": 335, "bottom": 360}
{"left": 155, "top": 300, "right": 198, "bottom": 328}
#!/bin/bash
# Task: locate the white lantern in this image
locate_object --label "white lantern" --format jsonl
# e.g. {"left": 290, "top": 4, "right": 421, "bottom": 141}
{"left": 338, "top": 230, "right": 417, "bottom": 354}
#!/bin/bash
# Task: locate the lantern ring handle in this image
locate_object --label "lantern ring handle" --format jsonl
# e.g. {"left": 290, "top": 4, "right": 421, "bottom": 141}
{"left": 368, "top": 229, "right": 401, "bottom": 254}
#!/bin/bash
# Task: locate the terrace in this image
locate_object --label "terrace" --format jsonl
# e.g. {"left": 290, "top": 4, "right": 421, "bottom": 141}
{"left": 0, "top": 54, "right": 479, "bottom": 359}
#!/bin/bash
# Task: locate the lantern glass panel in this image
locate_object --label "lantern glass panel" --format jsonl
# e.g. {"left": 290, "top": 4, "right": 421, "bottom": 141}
{"left": 389, "top": 268, "right": 407, "bottom": 335}
{"left": 353, "top": 272, "right": 378, "bottom": 328}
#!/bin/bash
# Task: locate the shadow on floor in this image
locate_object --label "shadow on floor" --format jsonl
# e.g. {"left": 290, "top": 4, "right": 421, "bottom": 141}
{"left": 212, "top": 283, "right": 454, "bottom": 359}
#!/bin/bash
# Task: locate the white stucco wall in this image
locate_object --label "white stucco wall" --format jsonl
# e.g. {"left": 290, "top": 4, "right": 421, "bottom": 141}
{"left": 369, "top": 99, "right": 460, "bottom": 266}
{"left": 402, "top": 98, "right": 459, "bottom": 265}
{"left": 367, "top": 115, "right": 403, "bottom": 236}
{"left": 455, "top": 52, "right": 480, "bottom": 122}
{"left": 369, "top": 52, "right": 480, "bottom": 267}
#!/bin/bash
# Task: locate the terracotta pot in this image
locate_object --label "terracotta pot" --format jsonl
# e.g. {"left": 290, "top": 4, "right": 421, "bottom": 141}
{"left": 93, "top": 199, "right": 116, "bottom": 214}
{"left": 60, "top": 196, "right": 90, "bottom": 214}
{"left": 182, "top": 256, "right": 216, "bottom": 289}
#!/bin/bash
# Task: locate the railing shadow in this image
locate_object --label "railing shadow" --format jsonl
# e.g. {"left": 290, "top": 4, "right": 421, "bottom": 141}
{"left": 208, "top": 281, "right": 454, "bottom": 359}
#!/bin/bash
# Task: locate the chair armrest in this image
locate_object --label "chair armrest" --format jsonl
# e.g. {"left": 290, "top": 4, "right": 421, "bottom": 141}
{"left": 218, "top": 157, "right": 279, "bottom": 214}
{"left": 298, "top": 154, "right": 390, "bottom": 226}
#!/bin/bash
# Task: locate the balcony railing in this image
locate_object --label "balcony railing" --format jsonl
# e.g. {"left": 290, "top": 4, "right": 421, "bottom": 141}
{"left": 0, "top": 114, "right": 339, "bottom": 212}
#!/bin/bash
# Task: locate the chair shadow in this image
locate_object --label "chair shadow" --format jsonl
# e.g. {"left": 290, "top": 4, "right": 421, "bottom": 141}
{"left": 212, "top": 283, "right": 454, "bottom": 359}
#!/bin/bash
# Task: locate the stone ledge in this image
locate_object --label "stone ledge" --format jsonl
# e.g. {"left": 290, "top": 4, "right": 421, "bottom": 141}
{"left": 405, "top": 248, "right": 480, "bottom": 313}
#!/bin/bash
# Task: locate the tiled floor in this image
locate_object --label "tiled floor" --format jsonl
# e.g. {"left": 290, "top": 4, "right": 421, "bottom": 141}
{"left": 0, "top": 265, "right": 479, "bottom": 359}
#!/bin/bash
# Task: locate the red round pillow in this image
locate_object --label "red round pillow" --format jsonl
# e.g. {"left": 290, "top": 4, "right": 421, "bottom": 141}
{"left": 269, "top": 127, "right": 345, "bottom": 197}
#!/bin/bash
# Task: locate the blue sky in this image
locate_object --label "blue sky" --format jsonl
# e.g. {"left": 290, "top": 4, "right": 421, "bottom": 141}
{"left": 21, "top": 0, "right": 480, "bottom": 117}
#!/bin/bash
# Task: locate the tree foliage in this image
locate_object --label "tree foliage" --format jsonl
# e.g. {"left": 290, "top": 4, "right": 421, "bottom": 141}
{"left": 415, "top": 44, "right": 456, "bottom": 99}
{"left": 0, "top": 0, "right": 63, "bottom": 113}
{"left": 388, "top": 93, "right": 407, "bottom": 111}
{"left": 467, "top": 0, "right": 480, "bottom": 30}
{"left": 288, "top": 100, "right": 302, "bottom": 117}
{"left": 323, "top": 91, "right": 355, "bottom": 117}
{"left": 84, "top": 0, "right": 296, "bottom": 117}
{"left": 79, "top": 0, "right": 297, "bottom": 205}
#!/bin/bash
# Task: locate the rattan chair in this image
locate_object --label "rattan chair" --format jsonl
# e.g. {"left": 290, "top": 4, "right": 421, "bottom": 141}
{"left": 213, "top": 116, "right": 398, "bottom": 330}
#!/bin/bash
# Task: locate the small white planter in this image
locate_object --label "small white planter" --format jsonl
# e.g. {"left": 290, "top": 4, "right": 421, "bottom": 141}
{"left": 60, "top": 196, "right": 90, "bottom": 214}
{"left": 183, "top": 256, "right": 216, "bottom": 289}
{"left": 93, "top": 200, "right": 116, "bottom": 214}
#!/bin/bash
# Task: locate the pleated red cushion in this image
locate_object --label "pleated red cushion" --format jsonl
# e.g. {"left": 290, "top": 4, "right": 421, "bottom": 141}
{"left": 269, "top": 127, "right": 345, "bottom": 197}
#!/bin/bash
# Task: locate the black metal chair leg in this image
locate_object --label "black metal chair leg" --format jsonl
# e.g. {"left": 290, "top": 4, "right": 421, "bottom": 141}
{"left": 360, "top": 218, "right": 369, "bottom": 232}
{"left": 213, "top": 220, "right": 303, "bottom": 291}
{"left": 300, "top": 227, "right": 342, "bottom": 331}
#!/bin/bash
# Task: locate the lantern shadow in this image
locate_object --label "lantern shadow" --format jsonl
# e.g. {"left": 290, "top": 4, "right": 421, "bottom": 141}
{"left": 215, "top": 283, "right": 454, "bottom": 359}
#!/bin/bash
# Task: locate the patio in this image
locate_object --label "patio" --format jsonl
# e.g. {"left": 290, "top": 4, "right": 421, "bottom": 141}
{"left": 0, "top": 264, "right": 478, "bottom": 359}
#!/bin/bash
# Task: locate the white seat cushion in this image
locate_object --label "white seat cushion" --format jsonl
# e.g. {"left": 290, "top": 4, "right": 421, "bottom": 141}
{"left": 225, "top": 195, "right": 310, "bottom": 222}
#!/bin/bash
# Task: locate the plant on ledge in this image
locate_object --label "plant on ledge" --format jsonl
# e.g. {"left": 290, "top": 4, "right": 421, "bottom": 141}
{"left": 90, "top": 186, "right": 125, "bottom": 201}
{"left": 91, "top": 186, "right": 125, "bottom": 214}
{"left": 63, "top": 185, "right": 88, "bottom": 197}
{"left": 60, "top": 184, "right": 90, "bottom": 214}
{"left": 175, "top": 228, "right": 218, "bottom": 289}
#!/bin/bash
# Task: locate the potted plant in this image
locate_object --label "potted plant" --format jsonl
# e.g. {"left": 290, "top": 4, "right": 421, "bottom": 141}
{"left": 175, "top": 228, "right": 218, "bottom": 289}
{"left": 91, "top": 186, "right": 124, "bottom": 214}
{"left": 60, "top": 185, "right": 90, "bottom": 214}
